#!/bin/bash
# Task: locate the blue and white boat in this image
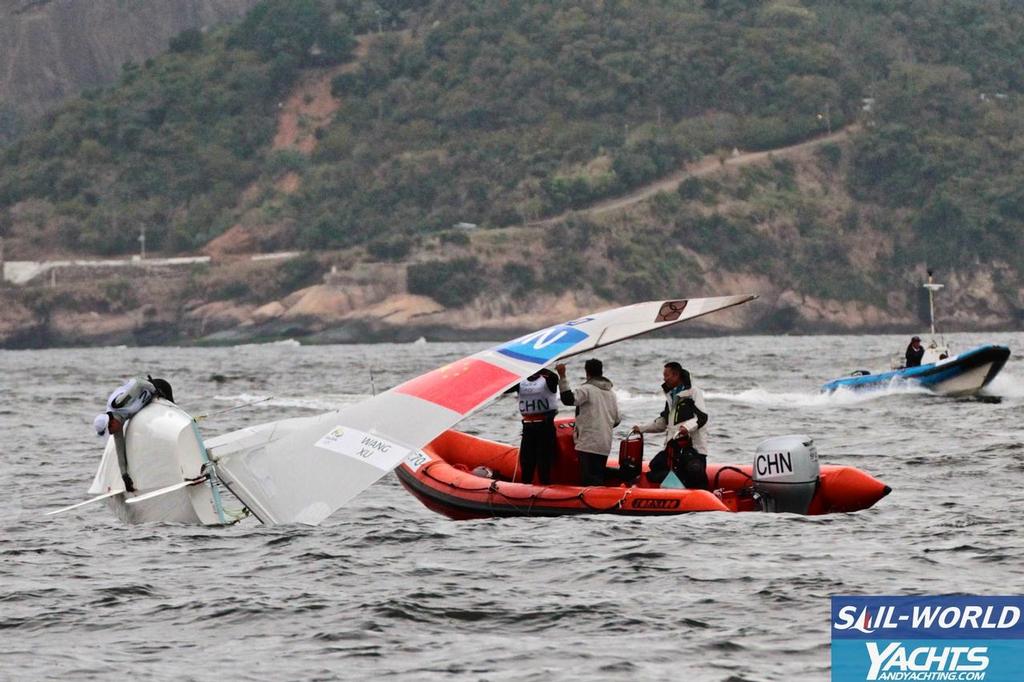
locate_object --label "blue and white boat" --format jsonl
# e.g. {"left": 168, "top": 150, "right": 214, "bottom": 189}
{"left": 821, "top": 343, "right": 1010, "bottom": 396}
{"left": 822, "top": 274, "right": 1011, "bottom": 397}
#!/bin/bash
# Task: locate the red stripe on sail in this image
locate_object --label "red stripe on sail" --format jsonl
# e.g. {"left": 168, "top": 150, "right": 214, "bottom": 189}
{"left": 394, "top": 358, "right": 519, "bottom": 415}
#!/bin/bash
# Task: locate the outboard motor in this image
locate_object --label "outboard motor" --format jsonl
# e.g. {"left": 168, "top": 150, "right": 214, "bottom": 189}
{"left": 752, "top": 435, "right": 820, "bottom": 514}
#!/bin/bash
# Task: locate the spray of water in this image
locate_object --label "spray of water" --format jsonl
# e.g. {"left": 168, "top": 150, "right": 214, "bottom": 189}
{"left": 213, "top": 372, "right": 1019, "bottom": 418}
{"left": 231, "top": 338, "right": 302, "bottom": 349}
{"left": 980, "top": 372, "right": 1024, "bottom": 400}
{"left": 706, "top": 382, "right": 931, "bottom": 409}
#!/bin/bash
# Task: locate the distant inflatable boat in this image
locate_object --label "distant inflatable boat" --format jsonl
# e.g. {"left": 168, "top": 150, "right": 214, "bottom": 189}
{"left": 821, "top": 344, "right": 1010, "bottom": 397}
{"left": 396, "top": 418, "right": 890, "bottom": 519}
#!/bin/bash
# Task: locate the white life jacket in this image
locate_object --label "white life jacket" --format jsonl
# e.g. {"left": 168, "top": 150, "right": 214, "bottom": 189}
{"left": 518, "top": 376, "right": 558, "bottom": 415}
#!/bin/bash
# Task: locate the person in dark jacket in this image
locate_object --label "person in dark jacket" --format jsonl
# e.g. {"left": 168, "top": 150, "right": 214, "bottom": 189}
{"left": 905, "top": 336, "right": 925, "bottom": 368}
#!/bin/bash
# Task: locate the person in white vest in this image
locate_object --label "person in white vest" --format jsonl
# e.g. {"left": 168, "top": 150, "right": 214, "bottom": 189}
{"left": 510, "top": 368, "right": 561, "bottom": 484}
{"left": 631, "top": 362, "right": 709, "bottom": 488}
{"left": 556, "top": 358, "right": 620, "bottom": 486}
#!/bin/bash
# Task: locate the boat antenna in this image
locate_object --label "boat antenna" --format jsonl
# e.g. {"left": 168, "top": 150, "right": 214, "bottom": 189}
{"left": 923, "top": 269, "right": 944, "bottom": 339}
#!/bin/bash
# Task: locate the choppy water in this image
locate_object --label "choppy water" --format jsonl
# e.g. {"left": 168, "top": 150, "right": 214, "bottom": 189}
{"left": 2, "top": 332, "right": 1022, "bottom": 681}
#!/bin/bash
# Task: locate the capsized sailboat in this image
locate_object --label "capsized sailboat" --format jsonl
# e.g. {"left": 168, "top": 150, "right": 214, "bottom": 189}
{"left": 822, "top": 273, "right": 1010, "bottom": 397}
{"left": 53, "top": 293, "right": 884, "bottom": 526}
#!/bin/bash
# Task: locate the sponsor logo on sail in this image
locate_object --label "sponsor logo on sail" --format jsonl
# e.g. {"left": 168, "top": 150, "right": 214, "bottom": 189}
{"left": 495, "top": 325, "right": 589, "bottom": 364}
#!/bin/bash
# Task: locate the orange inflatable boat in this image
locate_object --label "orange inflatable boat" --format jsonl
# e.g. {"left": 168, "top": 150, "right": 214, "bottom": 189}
{"left": 396, "top": 418, "right": 891, "bottom": 519}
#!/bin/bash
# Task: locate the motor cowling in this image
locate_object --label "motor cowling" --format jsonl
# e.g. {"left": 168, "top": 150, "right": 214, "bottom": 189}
{"left": 752, "top": 435, "right": 820, "bottom": 514}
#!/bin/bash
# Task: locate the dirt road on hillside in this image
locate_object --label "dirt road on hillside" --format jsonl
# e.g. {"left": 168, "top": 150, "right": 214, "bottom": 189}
{"left": 529, "top": 126, "right": 855, "bottom": 226}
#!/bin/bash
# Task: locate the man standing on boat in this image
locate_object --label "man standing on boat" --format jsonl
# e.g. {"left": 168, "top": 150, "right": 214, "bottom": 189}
{"left": 632, "top": 362, "right": 709, "bottom": 488}
{"left": 905, "top": 336, "right": 925, "bottom": 368}
{"left": 512, "top": 368, "right": 561, "bottom": 485}
{"left": 555, "top": 359, "right": 620, "bottom": 486}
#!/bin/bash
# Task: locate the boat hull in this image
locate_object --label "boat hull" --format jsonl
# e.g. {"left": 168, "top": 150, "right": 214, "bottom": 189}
{"left": 396, "top": 421, "right": 890, "bottom": 519}
{"left": 821, "top": 344, "right": 1010, "bottom": 397}
{"left": 89, "top": 400, "right": 227, "bottom": 525}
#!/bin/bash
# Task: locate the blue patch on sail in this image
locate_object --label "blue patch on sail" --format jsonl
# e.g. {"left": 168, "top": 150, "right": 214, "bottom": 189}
{"left": 496, "top": 326, "right": 589, "bottom": 364}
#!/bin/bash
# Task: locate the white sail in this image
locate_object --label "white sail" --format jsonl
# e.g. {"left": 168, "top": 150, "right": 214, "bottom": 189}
{"left": 213, "top": 294, "right": 756, "bottom": 525}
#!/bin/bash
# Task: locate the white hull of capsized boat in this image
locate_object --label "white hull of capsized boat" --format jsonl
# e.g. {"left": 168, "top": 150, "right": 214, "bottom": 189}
{"left": 90, "top": 400, "right": 227, "bottom": 525}
{"left": 104, "top": 484, "right": 208, "bottom": 525}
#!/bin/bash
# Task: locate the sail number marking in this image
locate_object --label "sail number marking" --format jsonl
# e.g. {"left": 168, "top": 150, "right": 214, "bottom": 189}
{"left": 404, "top": 451, "right": 431, "bottom": 471}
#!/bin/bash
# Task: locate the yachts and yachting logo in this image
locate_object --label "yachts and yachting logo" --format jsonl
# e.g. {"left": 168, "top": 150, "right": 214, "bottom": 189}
{"left": 831, "top": 596, "right": 1024, "bottom": 682}
{"left": 495, "top": 324, "right": 589, "bottom": 364}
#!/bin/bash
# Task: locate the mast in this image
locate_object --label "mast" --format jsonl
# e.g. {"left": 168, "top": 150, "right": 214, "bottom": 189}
{"left": 922, "top": 269, "right": 944, "bottom": 337}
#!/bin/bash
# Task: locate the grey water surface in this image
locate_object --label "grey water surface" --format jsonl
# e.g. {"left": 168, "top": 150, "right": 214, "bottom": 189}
{"left": 2, "top": 332, "right": 1022, "bottom": 681}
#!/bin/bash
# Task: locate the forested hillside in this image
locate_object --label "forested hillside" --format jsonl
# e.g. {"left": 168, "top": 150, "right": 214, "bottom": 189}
{"left": 1, "top": 0, "right": 1023, "bottom": 339}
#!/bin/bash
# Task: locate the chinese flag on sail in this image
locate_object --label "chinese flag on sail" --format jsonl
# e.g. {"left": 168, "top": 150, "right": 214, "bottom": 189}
{"left": 394, "top": 358, "right": 519, "bottom": 415}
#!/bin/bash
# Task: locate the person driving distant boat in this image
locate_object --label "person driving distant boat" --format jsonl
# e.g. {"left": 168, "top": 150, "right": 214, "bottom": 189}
{"left": 905, "top": 336, "right": 925, "bottom": 368}
{"left": 555, "top": 358, "right": 620, "bottom": 486}
{"left": 632, "top": 362, "right": 709, "bottom": 488}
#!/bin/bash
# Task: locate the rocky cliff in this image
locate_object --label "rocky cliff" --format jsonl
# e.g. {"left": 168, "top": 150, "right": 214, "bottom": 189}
{"left": 0, "top": 0, "right": 257, "bottom": 126}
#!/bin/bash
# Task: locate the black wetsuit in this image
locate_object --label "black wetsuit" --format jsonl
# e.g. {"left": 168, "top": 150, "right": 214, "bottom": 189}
{"left": 905, "top": 344, "right": 925, "bottom": 368}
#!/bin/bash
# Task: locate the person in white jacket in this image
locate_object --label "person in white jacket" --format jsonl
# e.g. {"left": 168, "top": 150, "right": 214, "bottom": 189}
{"left": 631, "top": 362, "right": 709, "bottom": 487}
{"left": 556, "top": 359, "right": 620, "bottom": 486}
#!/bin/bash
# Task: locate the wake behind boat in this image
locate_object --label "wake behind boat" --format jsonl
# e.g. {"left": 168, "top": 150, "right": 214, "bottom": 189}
{"left": 822, "top": 273, "right": 1011, "bottom": 397}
